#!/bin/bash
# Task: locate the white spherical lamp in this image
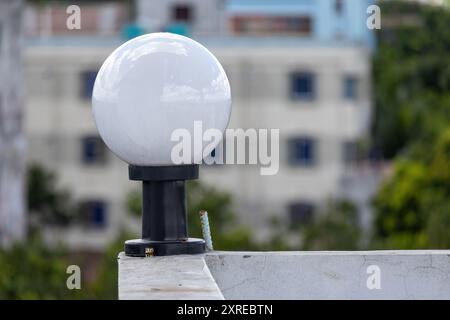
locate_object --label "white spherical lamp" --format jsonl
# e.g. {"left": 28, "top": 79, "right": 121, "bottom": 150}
{"left": 92, "top": 33, "right": 231, "bottom": 256}
{"left": 92, "top": 32, "right": 231, "bottom": 166}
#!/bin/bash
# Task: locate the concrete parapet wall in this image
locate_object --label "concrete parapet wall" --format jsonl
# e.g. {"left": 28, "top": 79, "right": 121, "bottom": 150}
{"left": 119, "top": 250, "right": 450, "bottom": 300}
{"left": 118, "top": 252, "right": 224, "bottom": 300}
{"left": 206, "top": 251, "right": 450, "bottom": 299}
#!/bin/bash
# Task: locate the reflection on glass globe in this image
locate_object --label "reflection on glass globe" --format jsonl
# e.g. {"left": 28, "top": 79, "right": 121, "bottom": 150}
{"left": 92, "top": 32, "right": 231, "bottom": 166}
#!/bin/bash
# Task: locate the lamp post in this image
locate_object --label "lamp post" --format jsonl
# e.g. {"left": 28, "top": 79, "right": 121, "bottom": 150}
{"left": 92, "top": 33, "right": 231, "bottom": 257}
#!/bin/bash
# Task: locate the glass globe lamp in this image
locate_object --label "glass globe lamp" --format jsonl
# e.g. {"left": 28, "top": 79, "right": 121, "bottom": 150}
{"left": 92, "top": 33, "right": 231, "bottom": 256}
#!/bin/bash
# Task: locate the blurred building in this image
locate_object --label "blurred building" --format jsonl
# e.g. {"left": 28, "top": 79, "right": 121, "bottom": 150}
{"left": 401, "top": 0, "right": 447, "bottom": 6}
{"left": 24, "top": 1, "right": 135, "bottom": 250}
{"left": 23, "top": 2, "right": 131, "bottom": 37}
{"left": 137, "top": 0, "right": 227, "bottom": 36}
{"left": 200, "top": 0, "right": 375, "bottom": 238}
{"left": 24, "top": 0, "right": 377, "bottom": 248}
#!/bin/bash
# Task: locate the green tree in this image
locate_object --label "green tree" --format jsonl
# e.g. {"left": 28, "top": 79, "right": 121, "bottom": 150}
{"left": 0, "top": 231, "right": 126, "bottom": 300}
{"left": 87, "top": 231, "right": 133, "bottom": 299}
{"left": 372, "top": 1, "right": 450, "bottom": 158}
{"left": 372, "top": 129, "right": 450, "bottom": 249}
{"left": 371, "top": 1, "right": 450, "bottom": 249}
{"left": 0, "top": 235, "right": 81, "bottom": 299}
{"left": 0, "top": 164, "right": 124, "bottom": 299}
{"left": 27, "top": 164, "right": 76, "bottom": 229}
{"left": 301, "top": 200, "right": 361, "bottom": 251}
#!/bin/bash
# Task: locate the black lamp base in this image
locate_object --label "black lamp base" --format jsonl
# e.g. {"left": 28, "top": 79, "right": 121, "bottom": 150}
{"left": 125, "top": 238, "right": 205, "bottom": 257}
{"left": 125, "top": 165, "right": 205, "bottom": 257}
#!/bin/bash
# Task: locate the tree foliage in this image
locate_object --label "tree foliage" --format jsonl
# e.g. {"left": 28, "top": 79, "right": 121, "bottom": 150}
{"left": 372, "top": 1, "right": 450, "bottom": 158}
{"left": 373, "top": 130, "right": 450, "bottom": 249}
{"left": 0, "top": 164, "right": 124, "bottom": 299}
{"left": 27, "top": 164, "right": 75, "bottom": 228}
{"left": 0, "top": 236, "right": 79, "bottom": 299}
{"left": 301, "top": 200, "right": 361, "bottom": 251}
{"left": 371, "top": 2, "right": 450, "bottom": 249}
{"left": 0, "top": 231, "right": 131, "bottom": 300}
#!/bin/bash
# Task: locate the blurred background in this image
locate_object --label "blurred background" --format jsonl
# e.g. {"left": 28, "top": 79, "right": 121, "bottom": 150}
{"left": 1, "top": 0, "right": 450, "bottom": 299}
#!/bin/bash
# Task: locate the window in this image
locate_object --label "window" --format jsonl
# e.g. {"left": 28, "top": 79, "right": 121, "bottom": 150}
{"left": 291, "top": 72, "right": 315, "bottom": 100}
{"left": 288, "top": 137, "right": 316, "bottom": 166}
{"left": 335, "top": 0, "right": 344, "bottom": 15}
{"left": 288, "top": 202, "right": 315, "bottom": 226}
{"left": 343, "top": 141, "right": 358, "bottom": 164}
{"left": 80, "top": 70, "right": 97, "bottom": 99}
{"left": 81, "top": 136, "right": 107, "bottom": 165}
{"left": 79, "top": 200, "right": 107, "bottom": 229}
{"left": 343, "top": 75, "right": 358, "bottom": 100}
{"left": 231, "top": 16, "right": 312, "bottom": 36}
{"left": 173, "top": 4, "right": 193, "bottom": 23}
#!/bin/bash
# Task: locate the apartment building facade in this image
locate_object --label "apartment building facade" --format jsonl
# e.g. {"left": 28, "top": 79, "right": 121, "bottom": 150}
{"left": 24, "top": 0, "right": 375, "bottom": 248}
{"left": 135, "top": 0, "right": 375, "bottom": 236}
{"left": 204, "top": 44, "right": 372, "bottom": 238}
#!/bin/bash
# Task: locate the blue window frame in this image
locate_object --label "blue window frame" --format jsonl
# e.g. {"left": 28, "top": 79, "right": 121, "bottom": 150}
{"left": 335, "top": 0, "right": 344, "bottom": 15}
{"left": 343, "top": 75, "right": 358, "bottom": 100}
{"left": 81, "top": 70, "right": 97, "bottom": 99}
{"left": 288, "top": 201, "right": 315, "bottom": 227}
{"left": 291, "top": 72, "right": 315, "bottom": 100}
{"left": 173, "top": 4, "right": 193, "bottom": 23}
{"left": 343, "top": 141, "right": 358, "bottom": 164}
{"left": 80, "top": 200, "right": 107, "bottom": 228}
{"left": 81, "top": 136, "right": 106, "bottom": 164}
{"left": 288, "top": 137, "right": 316, "bottom": 166}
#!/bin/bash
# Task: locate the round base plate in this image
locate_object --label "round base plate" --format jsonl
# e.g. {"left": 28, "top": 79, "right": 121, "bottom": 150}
{"left": 124, "top": 238, "right": 205, "bottom": 257}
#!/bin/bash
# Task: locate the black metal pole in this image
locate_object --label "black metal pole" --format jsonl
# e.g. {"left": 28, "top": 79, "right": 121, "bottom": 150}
{"left": 141, "top": 180, "right": 187, "bottom": 241}
{"left": 124, "top": 165, "right": 205, "bottom": 257}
